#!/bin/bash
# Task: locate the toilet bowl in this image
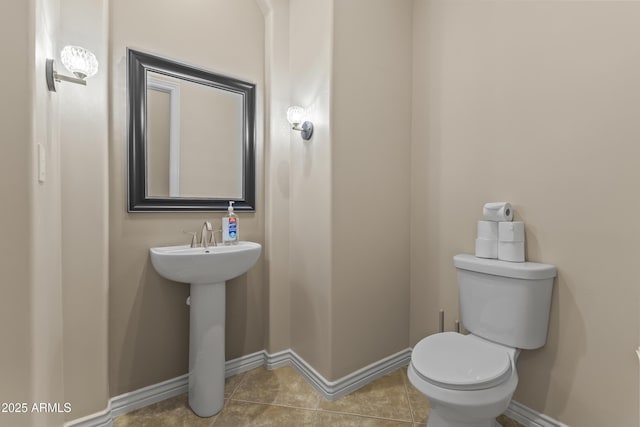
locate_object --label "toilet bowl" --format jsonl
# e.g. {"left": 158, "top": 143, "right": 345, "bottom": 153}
{"left": 409, "top": 254, "right": 556, "bottom": 427}
{"left": 408, "top": 332, "right": 519, "bottom": 427}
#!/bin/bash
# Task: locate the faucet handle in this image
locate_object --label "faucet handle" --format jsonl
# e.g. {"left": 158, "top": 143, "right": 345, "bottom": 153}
{"left": 183, "top": 231, "right": 198, "bottom": 248}
{"left": 209, "top": 229, "right": 222, "bottom": 247}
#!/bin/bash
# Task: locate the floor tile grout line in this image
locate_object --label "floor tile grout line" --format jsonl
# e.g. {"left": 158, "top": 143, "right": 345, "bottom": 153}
{"left": 315, "top": 407, "right": 413, "bottom": 423}
{"left": 313, "top": 389, "right": 321, "bottom": 411}
{"left": 228, "top": 397, "right": 321, "bottom": 412}
{"left": 400, "top": 367, "right": 417, "bottom": 424}
{"left": 209, "top": 412, "right": 218, "bottom": 427}
{"left": 226, "top": 370, "right": 250, "bottom": 401}
{"left": 225, "top": 394, "right": 414, "bottom": 425}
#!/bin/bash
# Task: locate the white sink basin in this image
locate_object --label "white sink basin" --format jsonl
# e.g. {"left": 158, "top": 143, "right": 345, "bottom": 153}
{"left": 150, "top": 241, "right": 261, "bottom": 284}
{"left": 148, "top": 240, "right": 261, "bottom": 417}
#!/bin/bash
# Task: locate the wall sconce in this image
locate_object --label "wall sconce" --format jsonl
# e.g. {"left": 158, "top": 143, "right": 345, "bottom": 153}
{"left": 46, "top": 45, "right": 98, "bottom": 92}
{"left": 287, "top": 106, "right": 314, "bottom": 141}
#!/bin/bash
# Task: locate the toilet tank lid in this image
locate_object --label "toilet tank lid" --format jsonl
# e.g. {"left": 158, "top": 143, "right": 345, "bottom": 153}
{"left": 453, "top": 254, "right": 556, "bottom": 280}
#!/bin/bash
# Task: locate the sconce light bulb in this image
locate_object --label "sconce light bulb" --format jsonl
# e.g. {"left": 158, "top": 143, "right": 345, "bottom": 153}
{"left": 60, "top": 45, "right": 98, "bottom": 79}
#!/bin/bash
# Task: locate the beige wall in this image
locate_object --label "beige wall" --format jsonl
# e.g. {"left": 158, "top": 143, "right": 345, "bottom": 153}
{"left": 109, "top": 0, "right": 266, "bottom": 396}
{"left": 261, "top": 0, "right": 292, "bottom": 354}
{"left": 330, "top": 0, "right": 412, "bottom": 379}
{"left": 0, "top": 2, "right": 36, "bottom": 426}
{"left": 31, "top": 0, "right": 66, "bottom": 424}
{"left": 288, "top": 0, "right": 334, "bottom": 379}
{"left": 287, "top": 0, "right": 414, "bottom": 381}
{"left": 411, "top": 1, "right": 640, "bottom": 425}
{"left": 59, "top": 0, "right": 110, "bottom": 419}
{"left": 0, "top": 0, "right": 78, "bottom": 425}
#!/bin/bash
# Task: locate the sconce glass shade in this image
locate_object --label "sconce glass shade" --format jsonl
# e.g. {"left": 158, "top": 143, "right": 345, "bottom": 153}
{"left": 60, "top": 45, "right": 98, "bottom": 79}
{"left": 286, "top": 105, "right": 305, "bottom": 126}
{"left": 286, "top": 105, "right": 313, "bottom": 140}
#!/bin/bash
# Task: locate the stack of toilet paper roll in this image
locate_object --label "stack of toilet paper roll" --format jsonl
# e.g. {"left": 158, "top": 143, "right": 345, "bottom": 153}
{"left": 498, "top": 221, "right": 525, "bottom": 262}
{"left": 475, "top": 202, "right": 525, "bottom": 262}
{"left": 476, "top": 221, "right": 499, "bottom": 259}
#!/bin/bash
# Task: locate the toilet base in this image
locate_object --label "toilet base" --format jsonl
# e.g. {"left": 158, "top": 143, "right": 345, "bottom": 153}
{"left": 427, "top": 409, "right": 500, "bottom": 427}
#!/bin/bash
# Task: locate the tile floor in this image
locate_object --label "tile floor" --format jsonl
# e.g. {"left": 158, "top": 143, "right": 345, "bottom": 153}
{"left": 114, "top": 366, "right": 524, "bottom": 426}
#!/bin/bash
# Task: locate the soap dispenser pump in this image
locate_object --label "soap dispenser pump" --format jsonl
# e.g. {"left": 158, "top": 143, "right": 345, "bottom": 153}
{"left": 222, "top": 201, "right": 238, "bottom": 245}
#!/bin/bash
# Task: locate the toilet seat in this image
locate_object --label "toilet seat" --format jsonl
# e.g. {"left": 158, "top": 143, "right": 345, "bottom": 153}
{"left": 411, "top": 332, "right": 512, "bottom": 391}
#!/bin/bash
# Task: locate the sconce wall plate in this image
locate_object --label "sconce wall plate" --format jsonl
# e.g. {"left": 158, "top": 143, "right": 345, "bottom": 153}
{"left": 300, "top": 121, "right": 313, "bottom": 140}
{"left": 46, "top": 59, "right": 87, "bottom": 92}
{"left": 46, "top": 59, "right": 57, "bottom": 91}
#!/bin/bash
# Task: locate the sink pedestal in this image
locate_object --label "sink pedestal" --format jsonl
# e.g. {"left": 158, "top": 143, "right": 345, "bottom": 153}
{"left": 148, "top": 241, "right": 262, "bottom": 417}
{"left": 188, "top": 282, "right": 226, "bottom": 417}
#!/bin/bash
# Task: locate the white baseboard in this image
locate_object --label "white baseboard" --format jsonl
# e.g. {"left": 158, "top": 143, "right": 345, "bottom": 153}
{"left": 65, "top": 348, "right": 566, "bottom": 427}
{"left": 266, "top": 348, "right": 413, "bottom": 401}
{"left": 224, "top": 349, "right": 267, "bottom": 377}
{"left": 504, "top": 400, "right": 569, "bottom": 427}
{"left": 110, "top": 374, "right": 189, "bottom": 418}
{"left": 63, "top": 408, "right": 112, "bottom": 427}
{"left": 65, "top": 348, "right": 409, "bottom": 426}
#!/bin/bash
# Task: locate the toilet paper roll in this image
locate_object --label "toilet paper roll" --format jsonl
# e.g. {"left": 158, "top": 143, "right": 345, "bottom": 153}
{"left": 477, "top": 221, "right": 499, "bottom": 240}
{"left": 475, "top": 238, "right": 498, "bottom": 259}
{"left": 483, "top": 202, "right": 513, "bottom": 222}
{"left": 498, "top": 241, "right": 525, "bottom": 262}
{"left": 498, "top": 221, "right": 525, "bottom": 242}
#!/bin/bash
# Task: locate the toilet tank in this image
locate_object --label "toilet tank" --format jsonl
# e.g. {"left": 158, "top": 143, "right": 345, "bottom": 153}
{"left": 454, "top": 254, "right": 556, "bottom": 350}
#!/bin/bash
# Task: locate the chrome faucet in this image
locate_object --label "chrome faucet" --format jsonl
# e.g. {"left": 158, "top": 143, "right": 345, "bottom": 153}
{"left": 200, "top": 221, "right": 213, "bottom": 248}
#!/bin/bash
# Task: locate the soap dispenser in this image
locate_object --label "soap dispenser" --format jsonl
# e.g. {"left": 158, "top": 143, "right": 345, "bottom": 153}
{"left": 222, "top": 201, "right": 238, "bottom": 245}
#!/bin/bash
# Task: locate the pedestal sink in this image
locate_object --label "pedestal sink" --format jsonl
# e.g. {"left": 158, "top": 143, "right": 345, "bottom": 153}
{"left": 149, "top": 241, "right": 261, "bottom": 417}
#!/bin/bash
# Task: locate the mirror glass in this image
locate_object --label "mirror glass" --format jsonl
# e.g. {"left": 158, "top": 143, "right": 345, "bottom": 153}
{"left": 146, "top": 71, "right": 244, "bottom": 199}
{"left": 128, "top": 49, "right": 256, "bottom": 211}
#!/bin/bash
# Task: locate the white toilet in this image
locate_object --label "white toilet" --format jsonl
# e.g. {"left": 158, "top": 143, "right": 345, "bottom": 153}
{"left": 408, "top": 254, "right": 556, "bottom": 427}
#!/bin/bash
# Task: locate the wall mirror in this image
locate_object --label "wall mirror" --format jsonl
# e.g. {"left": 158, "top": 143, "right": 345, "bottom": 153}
{"left": 127, "top": 48, "right": 256, "bottom": 211}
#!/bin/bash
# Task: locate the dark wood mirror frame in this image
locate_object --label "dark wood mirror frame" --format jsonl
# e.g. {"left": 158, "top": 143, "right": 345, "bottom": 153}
{"left": 127, "top": 48, "right": 256, "bottom": 212}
